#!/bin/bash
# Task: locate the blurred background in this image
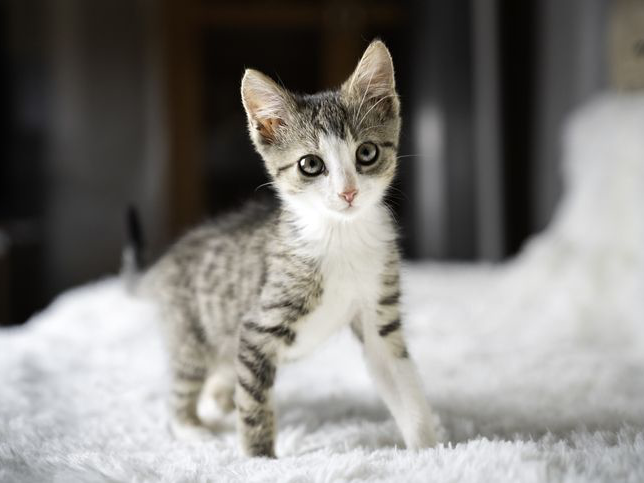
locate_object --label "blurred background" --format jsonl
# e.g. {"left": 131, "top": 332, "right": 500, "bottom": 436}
{"left": 0, "top": 0, "right": 642, "bottom": 324}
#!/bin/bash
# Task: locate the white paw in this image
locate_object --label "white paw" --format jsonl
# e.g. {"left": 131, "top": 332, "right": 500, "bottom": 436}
{"left": 197, "top": 371, "right": 236, "bottom": 430}
{"left": 197, "top": 392, "right": 226, "bottom": 422}
{"left": 197, "top": 394, "right": 236, "bottom": 430}
{"left": 404, "top": 418, "right": 439, "bottom": 450}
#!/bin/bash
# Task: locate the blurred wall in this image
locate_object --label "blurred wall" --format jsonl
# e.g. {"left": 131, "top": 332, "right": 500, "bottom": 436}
{"left": 410, "top": 0, "right": 476, "bottom": 260}
{"left": 1, "top": 0, "right": 49, "bottom": 320}
{"left": 532, "top": 0, "right": 609, "bottom": 232}
{"left": 410, "top": 0, "right": 609, "bottom": 260}
{"left": 47, "top": 0, "right": 167, "bottom": 292}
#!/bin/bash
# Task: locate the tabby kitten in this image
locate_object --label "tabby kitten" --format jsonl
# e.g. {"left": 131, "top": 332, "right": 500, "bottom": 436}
{"left": 141, "top": 40, "right": 437, "bottom": 457}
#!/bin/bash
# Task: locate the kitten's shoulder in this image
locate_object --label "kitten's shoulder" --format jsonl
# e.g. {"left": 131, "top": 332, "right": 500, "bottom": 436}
{"left": 206, "top": 195, "right": 280, "bottom": 235}
{"left": 174, "top": 195, "right": 279, "bottom": 249}
{"left": 140, "top": 197, "right": 279, "bottom": 296}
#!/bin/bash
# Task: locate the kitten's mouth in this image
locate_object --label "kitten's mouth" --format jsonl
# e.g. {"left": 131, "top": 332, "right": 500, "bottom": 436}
{"left": 335, "top": 203, "right": 361, "bottom": 217}
{"left": 323, "top": 200, "right": 364, "bottom": 218}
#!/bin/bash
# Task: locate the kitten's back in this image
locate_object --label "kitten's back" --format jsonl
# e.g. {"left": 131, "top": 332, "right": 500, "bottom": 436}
{"left": 143, "top": 199, "right": 279, "bottom": 334}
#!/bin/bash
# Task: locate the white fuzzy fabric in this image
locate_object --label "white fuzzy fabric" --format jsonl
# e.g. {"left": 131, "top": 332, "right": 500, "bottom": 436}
{"left": 2, "top": 94, "right": 644, "bottom": 482}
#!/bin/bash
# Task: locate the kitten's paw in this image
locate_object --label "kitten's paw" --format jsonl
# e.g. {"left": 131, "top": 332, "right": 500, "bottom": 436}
{"left": 197, "top": 395, "right": 236, "bottom": 430}
{"left": 197, "top": 391, "right": 235, "bottom": 431}
{"left": 408, "top": 430, "right": 437, "bottom": 449}
{"left": 241, "top": 442, "right": 276, "bottom": 459}
{"left": 405, "top": 418, "right": 439, "bottom": 450}
{"left": 169, "top": 418, "right": 215, "bottom": 442}
{"left": 197, "top": 371, "right": 236, "bottom": 429}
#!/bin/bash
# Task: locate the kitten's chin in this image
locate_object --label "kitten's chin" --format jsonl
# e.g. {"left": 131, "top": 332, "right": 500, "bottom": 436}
{"left": 324, "top": 203, "right": 369, "bottom": 221}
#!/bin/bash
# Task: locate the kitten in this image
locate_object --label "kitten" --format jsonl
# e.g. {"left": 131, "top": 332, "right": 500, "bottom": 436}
{"left": 138, "top": 40, "right": 437, "bottom": 457}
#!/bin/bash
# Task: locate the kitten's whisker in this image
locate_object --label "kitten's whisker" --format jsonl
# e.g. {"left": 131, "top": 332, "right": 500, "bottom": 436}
{"left": 357, "top": 95, "right": 395, "bottom": 130}
{"left": 386, "top": 186, "right": 411, "bottom": 203}
{"left": 254, "top": 181, "right": 276, "bottom": 192}
{"left": 275, "top": 74, "right": 287, "bottom": 90}
{"left": 381, "top": 201, "right": 399, "bottom": 223}
{"left": 383, "top": 198, "right": 403, "bottom": 210}
{"left": 358, "top": 124, "right": 388, "bottom": 136}
{"left": 396, "top": 154, "right": 423, "bottom": 160}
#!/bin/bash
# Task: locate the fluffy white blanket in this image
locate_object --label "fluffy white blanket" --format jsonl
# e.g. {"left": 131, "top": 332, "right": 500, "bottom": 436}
{"left": 2, "top": 95, "right": 643, "bottom": 482}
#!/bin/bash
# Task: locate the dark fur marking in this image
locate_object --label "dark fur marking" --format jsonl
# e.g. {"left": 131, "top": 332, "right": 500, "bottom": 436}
{"left": 239, "top": 337, "right": 265, "bottom": 358}
{"left": 242, "top": 413, "right": 262, "bottom": 427}
{"left": 378, "top": 318, "right": 402, "bottom": 337}
{"left": 294, "top": 91, "right": 348, "bottom": 140}
{"left": 379, "top": 292, "right": 401, "bottom": 306}
{"left": 171, "top": 387, "right": 199, "bottom": 397}
{"left": 258, "top": 264, "right": 268, "bottom": 293}
{"left": 385, "top": 257, "right": 398, "bottom": 268}
{"left": 261, "top": 298, "right": 309, "bottom": 324}
{"left": 276, "top": 163, "right": 294, "bottom": 175}
{"left": 173, "top": 368, "right": 206, "bottom": 382}
{"left": 381, "top": 277, "right": 399, "bottom": 287}
{"left": 239, "top": 338, "right": 272, "bottom": 365}
{"left": 238, "top": 338, "right": 277, "bottom": 386}
{"left": 381, "top": 141, "right": 397, "bottom": 149}
{"left": 261, "top": 300, "right": 298, "bottom": 311}
{"left": 238, "top": 353, "right": 275, "bottom": 388}
{"left": 187, "top": 315, "right": 208, "bottom": 345}
{"left": 243, "top": 321, "right": 296, "bottom": 345}
{"left": 238, "top": 377, "right": 266, "bottom": 404}
{"left": 250, "top": 440, "right": 275, "bottom": 458}
{"left": 351, "top": 323, "right": 364, "bottom": 344}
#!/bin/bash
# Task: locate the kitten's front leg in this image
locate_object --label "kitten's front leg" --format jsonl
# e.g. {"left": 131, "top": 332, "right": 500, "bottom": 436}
{"left": 356, "top": 307, "right": 437, "bottom": 450}
{"left": 235, "top": 331, "right": 278, "bottom": 458}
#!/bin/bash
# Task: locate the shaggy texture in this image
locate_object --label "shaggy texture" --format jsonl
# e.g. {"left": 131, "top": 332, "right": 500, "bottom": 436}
{"left": 1, "top": 94, "right": 644, "bottom": 482}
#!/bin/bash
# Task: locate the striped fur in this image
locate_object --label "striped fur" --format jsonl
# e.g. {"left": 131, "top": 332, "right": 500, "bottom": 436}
{"left": 142, "top": 41, "right": 437, "bottom": 457}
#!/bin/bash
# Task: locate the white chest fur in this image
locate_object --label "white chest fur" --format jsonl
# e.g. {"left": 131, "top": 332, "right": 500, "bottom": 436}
{"left": 278, "top": 206, "right": 395, "bottom": 362}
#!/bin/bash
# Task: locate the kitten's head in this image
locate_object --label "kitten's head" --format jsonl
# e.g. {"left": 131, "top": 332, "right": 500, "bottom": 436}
{"left": 241, "top": 40, "right": 400, "bottom": 220}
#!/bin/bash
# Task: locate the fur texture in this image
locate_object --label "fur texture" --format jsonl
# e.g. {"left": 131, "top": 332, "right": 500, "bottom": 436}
{"left": 140, "top": 40, "right": 436, "bottom": 457}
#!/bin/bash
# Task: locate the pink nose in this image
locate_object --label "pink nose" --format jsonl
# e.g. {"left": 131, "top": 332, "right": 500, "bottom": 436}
{"left": 339, "top": 189, "right": 358, "bottom": 204}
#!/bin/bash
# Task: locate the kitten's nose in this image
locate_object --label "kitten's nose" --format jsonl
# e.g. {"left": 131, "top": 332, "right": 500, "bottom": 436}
{"left": 339, "top": 189, "right": 358, "bottom": 204}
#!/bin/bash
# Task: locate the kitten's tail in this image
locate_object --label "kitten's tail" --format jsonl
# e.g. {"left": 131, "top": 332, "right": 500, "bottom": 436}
{"left": 121, "top": 204, "right": 146, "bottom": 293}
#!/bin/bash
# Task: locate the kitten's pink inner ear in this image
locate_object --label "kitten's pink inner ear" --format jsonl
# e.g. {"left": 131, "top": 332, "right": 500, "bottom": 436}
{"left": 242, "top": 69, "right": 289, "bottom": 144}
{"left": 245, "top": 95, "right": 284, "bottom": 141}
{"left": 253, "top": 117, "right": 283, "bottom": 143}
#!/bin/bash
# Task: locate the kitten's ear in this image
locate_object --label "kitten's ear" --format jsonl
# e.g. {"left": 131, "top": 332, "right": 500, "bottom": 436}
{"left": 241, "top": 69, "right": 292, "bottom": 145}
{"left": 342, "top": 40, "right": 397, "bottom": 105}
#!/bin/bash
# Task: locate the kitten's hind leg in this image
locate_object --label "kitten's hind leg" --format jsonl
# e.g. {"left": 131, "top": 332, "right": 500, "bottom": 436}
{"left": 168, "top": 365, "right": 211, "bottom": 441}
{"left": 165, "top": 318, "right": 211, "bottom": 441}
{"left": 197, "top": 362, "right": 236, "bottom": 430}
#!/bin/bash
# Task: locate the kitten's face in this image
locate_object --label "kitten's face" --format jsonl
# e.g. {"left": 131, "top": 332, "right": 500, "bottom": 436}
{"left": 241, "top": 41, "right": 400, "bottom": 220}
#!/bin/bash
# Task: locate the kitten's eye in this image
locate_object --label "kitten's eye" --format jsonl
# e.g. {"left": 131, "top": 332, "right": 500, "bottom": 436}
{"left": 356, "top": 142, "right": 379, "bottom": 165}
{"left": 298, "top": 155, "right": 325, "bottom": 177}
